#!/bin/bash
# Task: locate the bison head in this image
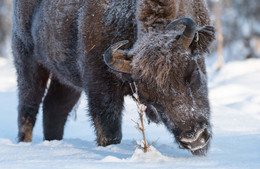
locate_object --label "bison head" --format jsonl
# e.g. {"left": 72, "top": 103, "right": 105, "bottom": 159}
{"left": 104, "top": 18, "right": 215, "bottom": 156}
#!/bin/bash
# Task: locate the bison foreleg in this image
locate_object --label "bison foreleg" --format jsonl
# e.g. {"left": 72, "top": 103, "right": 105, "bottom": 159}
{"left": 87, "top": 85, "right": 124, "bottom": 146}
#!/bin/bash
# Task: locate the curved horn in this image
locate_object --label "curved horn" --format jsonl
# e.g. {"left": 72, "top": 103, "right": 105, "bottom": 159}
{"left": 166, "top": 17, "right": 197, "bottom": 49}
{"left": 103, "top": 40, "right": 131, "bottom": 74}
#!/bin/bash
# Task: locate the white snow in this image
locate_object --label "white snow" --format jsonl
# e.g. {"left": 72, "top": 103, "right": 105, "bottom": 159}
{"left": 0, "top": 57, "right": 16, "bottom": 92}
{"left": 0, "top": 55, "right": 260, "bottom": 168}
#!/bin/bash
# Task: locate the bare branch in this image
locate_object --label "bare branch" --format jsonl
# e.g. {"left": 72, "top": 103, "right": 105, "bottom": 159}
{"left": 130, "top": 82, "right": 158, "bottom": 153}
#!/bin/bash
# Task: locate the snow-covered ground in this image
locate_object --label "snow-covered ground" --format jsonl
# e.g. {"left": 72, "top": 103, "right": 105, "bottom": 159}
{"left": 0, "top": 54, "right": 260, "bottom": 169}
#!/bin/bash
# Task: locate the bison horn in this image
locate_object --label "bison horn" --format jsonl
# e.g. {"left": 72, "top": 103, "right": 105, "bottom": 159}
{"left": 166, "top": 17, "right": 197, "bottom": 49}
{"left": 103, "top": 40, "right": 131, "bottom": 74}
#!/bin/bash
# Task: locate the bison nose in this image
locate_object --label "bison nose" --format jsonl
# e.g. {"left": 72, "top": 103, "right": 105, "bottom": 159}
{"left": 180, "top": 128, "right": 210, "bottom": 152}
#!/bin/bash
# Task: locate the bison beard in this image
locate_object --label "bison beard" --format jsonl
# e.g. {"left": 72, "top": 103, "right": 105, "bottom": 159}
{"left": 12, "top": 0, "right": 215, "bottom": 156}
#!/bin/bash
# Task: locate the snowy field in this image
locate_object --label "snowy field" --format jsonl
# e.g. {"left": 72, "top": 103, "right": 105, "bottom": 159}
{"left": 0, "top": 53, "right": 260, "bottom": 168}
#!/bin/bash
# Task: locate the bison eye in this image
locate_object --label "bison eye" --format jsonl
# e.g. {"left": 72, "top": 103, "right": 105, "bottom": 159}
{"left": 175, "top": 35, "right": 181, "bottom": 40}
{"left": 185, "top": 68, "right": 202, "bottom": 88}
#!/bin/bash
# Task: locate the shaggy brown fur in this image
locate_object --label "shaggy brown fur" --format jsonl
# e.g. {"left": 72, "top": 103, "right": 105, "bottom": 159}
{"left": 13, "top": 0, "right": 137, "bottom": 147}
{"left": 128, "top": 0, "right": 215, "bottom": 95}
{"left": 107, "top": 0, "right": 215, "bottom": 155}
{"left": 131, "top": 31, "right": 188, "bottom": 95}
{"left": 137, "top": 0, "right": 211, "bottom": 31}
{"left": 13, "top": 0, "right": 215, "bottom": 156}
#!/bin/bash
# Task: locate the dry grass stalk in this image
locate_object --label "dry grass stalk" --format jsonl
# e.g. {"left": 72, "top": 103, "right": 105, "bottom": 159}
{"left": 213, "top": 0, "right": 224, "bottom": 70}
{"left": 130, "top": 82, "right": 158, "bottom": 153}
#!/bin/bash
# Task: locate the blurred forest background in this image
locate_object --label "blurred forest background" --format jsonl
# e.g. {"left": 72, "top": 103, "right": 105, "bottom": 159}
{"left": 0, "top": 0, "right": 260, "bottom": 70}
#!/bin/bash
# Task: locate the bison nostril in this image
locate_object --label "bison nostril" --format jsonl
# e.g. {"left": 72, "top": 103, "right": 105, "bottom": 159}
{"left": 180, "top": 128, "right": 210, "bottom": 151}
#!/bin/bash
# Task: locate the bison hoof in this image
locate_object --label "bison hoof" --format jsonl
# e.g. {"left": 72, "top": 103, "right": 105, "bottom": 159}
{"left": 180, "top": 128, "right": 211, "bottom": 156}
{"left": 97, "top": 137, "right": 121, "bottom": 147}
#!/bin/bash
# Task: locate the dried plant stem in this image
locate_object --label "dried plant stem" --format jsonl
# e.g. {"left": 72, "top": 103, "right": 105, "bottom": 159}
{"left": 139, "top": 108, "right": 148, "bottom": 152}
{"left": 213, "top": 0, "right": 224, "bottom": 70}
{"left": 130, "top": 82, "right": 149, "bottom": 153}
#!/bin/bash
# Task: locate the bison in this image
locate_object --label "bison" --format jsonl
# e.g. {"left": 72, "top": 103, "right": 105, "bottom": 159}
{"left": 12, "top": 0, "right": 215, "bottom": 156}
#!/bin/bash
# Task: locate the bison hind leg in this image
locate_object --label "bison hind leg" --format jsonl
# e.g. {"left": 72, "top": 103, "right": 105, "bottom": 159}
{"left": 43, "top": 78, "right": 81, "bottom": 141}
{"left": 16, "top": 65, "right": 49, "bottom": 142}
{"left": 13, "top": 36, "right": 50, "bottom": 142}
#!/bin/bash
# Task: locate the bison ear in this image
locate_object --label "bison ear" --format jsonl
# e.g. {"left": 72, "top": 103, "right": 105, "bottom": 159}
{"left": 190, "top": 25, "right": 216, "bottom": 53}
{"left": 103, "top": 40, "right": 132, "bottom": 74}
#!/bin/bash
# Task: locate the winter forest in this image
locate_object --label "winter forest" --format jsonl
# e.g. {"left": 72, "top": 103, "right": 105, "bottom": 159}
{"left": 0, "top": 0, "right": 260, "bottom": 168}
